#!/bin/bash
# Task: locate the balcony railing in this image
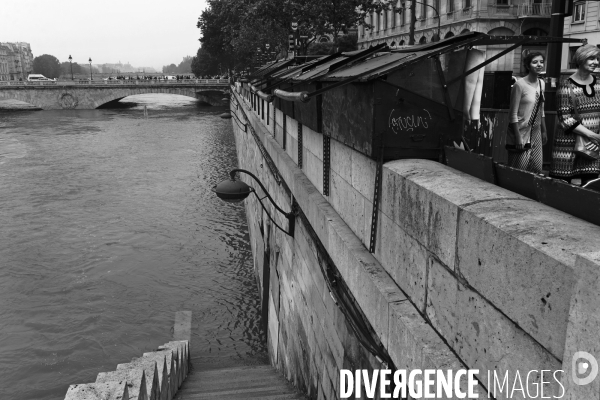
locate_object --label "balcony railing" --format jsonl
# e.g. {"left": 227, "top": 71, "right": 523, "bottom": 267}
{"left": 517, "top": 3, "right": 552, "bottom": 17}
{"left": 487, "top": 5, "right": 518, "bottom": 17}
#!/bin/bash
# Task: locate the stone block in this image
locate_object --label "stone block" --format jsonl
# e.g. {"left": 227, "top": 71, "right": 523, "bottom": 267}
{"left": 306, "top": 191, "right": 330, "bottom": 248}
{"left": 351, "top": 151, "right": 377, "bottom": 202}
{"left": 387, "top": 300, "right": 489, "bottom": 398}
{"left": 426, "top": 259, "right": 563, "bottom": 400}
{"left": 96, "top": 369, "right": 147, "bottom": 400}
{"left": 330, "top": 139, "right": 353, "bottom": 184}
{"left": 328, "top": 222, "right": 407, "bottom": 348}
{"left": 457, "top": 198, "right": 600, "bottom": 358}
{"left": 116, "top": 359, "right": 160, "bottom": 400}
{"left": 383, "top": 159, "right": 518, "bottom": 270}
{"left": 305, "top": 151, "right": 324, "bottom": 195}
{"left": 140, "top": 352, "right": 171, "bottom": 400}
{"left": 561, "top": 252, "right": 600, "bottom": 399}
{"left": 64, "top": 381, "right": 128, "bottom": 400}
{"left": 303, "top": 126, "right": 323, "bottom": 160}
{"left": 376, "top": 213, "right": 428, "bottom": 312}
{"left": 330, "top": 171, "right": 366, "bottom": 241}
{"left": 173, "top": 311, "right": 191, "bottom": 343}
{"left": 158, "top": 341, "right": 188, "bottom": 388}
{"left": 288, "top": 136, "right": 298, "bottom": 165}
{"left": 287, "top": 117, "right": 298, "bottom": 140}
{"left": 268, "top": 291, "right": 280, "bottom": 363}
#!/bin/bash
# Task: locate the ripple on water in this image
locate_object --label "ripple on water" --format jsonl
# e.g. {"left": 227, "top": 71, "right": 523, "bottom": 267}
{"left": 0, "top": 94, "right": 266, "bottom": 399}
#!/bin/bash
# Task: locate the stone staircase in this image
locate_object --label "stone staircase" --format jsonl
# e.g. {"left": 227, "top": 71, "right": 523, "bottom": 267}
{"left": 63, "top": 311, "right": 306, "bottom": 400}
{"left": 64, "top": 311, "right": 191, "bottom": 400}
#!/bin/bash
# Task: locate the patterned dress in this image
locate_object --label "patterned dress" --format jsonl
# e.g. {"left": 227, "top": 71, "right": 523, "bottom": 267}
{"left": 550, "top": 76, "right": 600, "bottom": 179}
{"left": 507, "top": 79, "right": 544, "bottom": 173}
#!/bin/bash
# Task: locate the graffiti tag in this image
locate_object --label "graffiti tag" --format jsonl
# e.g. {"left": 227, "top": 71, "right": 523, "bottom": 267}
{"left": 388, "top": 108, "right": 433, "bottom": 134}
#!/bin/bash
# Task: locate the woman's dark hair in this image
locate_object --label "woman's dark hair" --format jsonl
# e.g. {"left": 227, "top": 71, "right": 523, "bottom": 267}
{"left": 523, "top": 51, "right": 545, "bottom": 73}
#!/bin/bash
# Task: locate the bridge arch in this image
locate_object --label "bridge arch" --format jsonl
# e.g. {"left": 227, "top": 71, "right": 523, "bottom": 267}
{"left": 0, "top": 91, "right": 46, "bottom": 109}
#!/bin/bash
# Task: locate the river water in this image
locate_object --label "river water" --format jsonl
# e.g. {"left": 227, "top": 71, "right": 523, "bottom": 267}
{"left": 0, "top": 95, "right": 266, "bottom": 399}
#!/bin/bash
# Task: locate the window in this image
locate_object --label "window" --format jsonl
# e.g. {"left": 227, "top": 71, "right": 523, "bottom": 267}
{"left": 402, "top": 2, "right": 407, "bottom": 24}
{"left": 496, "top": 0, "right": 509, "bottom": 4}
{"left": 464, "top": 0, "right": 471, "bottom": 9}
{"left": 573, "top": 2, "right": 585, "bottom": 23}
{"left": 421, "top": 0, "right": 427, "bottom": 19}
{"left": 447, "top": 0, "right": 454, "bottom": 13}
{"left": 434, "top": 0, "right": 440, "bottom": 16}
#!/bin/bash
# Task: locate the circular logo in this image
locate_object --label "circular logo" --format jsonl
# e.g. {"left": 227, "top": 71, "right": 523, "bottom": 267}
{"left": 572, "top": 351, "right": 599, "bottom": 386}
{"left": 59, "top": 93, "right": 78, "bottom": 109}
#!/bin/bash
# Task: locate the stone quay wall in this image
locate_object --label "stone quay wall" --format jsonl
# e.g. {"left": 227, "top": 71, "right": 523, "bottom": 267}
{"left": 230, "top": 86, "right": 600, "bottom": 400}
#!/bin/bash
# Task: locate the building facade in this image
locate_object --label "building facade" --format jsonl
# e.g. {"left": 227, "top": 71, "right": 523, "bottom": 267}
{"left": 561, "top": 1, "right": 599, "bottom": 69}
{"left": 0, "top": 42, "right": 34, "bottom": 81}
{"left": 357, "top": 0, "right": 551, "bottom": 74}
{"left": 0, "top": 46, "right": 9, "bottom": 81}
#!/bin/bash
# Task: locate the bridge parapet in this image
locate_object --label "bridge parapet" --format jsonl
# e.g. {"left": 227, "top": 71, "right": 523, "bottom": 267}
{"left": 0, "top": 79, "right": 229, "bottom": 87}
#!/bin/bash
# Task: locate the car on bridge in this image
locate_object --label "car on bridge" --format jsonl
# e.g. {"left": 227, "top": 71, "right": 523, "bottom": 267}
{"left": 27, "top": 74, "right": 56, "bottom": 82}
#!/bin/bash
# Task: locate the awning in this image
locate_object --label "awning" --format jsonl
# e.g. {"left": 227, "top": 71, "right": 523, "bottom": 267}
{"left": 272, "top": 32, "right": 586, "bottom": 102}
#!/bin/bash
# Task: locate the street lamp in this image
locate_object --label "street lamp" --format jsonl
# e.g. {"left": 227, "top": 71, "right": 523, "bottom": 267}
{"left": 88, "top": 57, "right": 92, "bottom": 81}
{"left": 406, "top": 1, "right": 441, "bottom": 42}
{"left": 68, "top": 55, "right": 73, "bottom": 81}
{"left": 212, "top": 169, "right": 296, "bottom": 237}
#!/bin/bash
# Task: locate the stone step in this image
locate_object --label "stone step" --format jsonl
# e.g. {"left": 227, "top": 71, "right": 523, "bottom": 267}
{"left": 173, "top": 364, "right": 306, "bottom": 400}
{"left": 96, "top": 368, "right": 147, "bottom": 400}
{"left": 64, "top": 381, "right": 129, "bottom": 400}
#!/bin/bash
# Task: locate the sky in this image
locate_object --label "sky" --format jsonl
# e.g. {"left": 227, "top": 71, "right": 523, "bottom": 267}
{"left": 0, "top": 0, "right": 209, "bottom": 70}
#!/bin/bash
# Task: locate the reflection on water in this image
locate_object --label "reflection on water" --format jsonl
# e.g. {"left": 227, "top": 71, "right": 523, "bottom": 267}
{"left": 0, "top": 94, "right": 266, "bottom": 399}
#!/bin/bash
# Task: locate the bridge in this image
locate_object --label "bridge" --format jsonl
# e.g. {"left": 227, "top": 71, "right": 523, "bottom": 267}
{"left": 0, "top": 79, "right": 230, "bottom": 109}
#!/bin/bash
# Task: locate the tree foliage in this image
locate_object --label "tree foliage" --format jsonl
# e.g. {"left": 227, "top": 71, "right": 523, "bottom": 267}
{"left": 307, "top": 34, "right": 358, "bottom": 55}
{"left": 194, "top": 0, "right": 390, "bottom": 74}
{"left": 60, "top": 61, "right": 83, "bottom": 76}
{"left": 32, "top": 54, "right": 61, "bottom": 79}
{"left": 162, "top": 56, "right": 193, "bottom": 74}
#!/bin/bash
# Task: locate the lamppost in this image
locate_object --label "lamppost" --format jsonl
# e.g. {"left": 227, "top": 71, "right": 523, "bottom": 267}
{"left": 406, "top": 0, "right": 441, "bottom": 43}
{"left": 88, "top": 57, "right": 93, "bottom": 81}
{"left": 68, "top": 55, "right": 73, "bottom": 81}
{"left": 213, "top": 169, "right": 296, "bottom": 236}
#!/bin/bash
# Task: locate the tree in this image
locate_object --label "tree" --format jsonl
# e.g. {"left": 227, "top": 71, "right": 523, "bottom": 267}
{"left": 32, "top": 54, "right": 61, "bottom": 79}
{"left": 196, "top": 0, "right": 390, "bottom": 73}
{"left": 307, "top": 34, "right": 357, "bottom": 55}
{"left": 162, "top": 64, "right": 177, "bottom": 73}
{"left": 191, "top": 47, "right": 220, "bottom": 77}
{"left": 60, "top": 61, "right": 82, "bottom": 77}
{"left": 308, "top": 42, "right": 334, "bottom": 55}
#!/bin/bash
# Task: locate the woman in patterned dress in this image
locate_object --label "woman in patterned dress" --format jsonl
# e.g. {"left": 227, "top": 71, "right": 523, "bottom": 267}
{"left": 507, "top": 51, "right": 547, "bottom": 173}
{"left": 550, "top": 44, "right": 600, "bottom": 184}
